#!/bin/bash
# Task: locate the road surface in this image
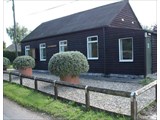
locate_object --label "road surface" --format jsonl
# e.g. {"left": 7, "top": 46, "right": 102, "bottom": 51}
{"left": 3, "top": 97, "right": 55, "bottom": 120}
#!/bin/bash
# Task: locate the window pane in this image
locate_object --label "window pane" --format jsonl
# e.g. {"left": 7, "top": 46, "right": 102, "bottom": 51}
{"left": 88, "top": 43, "right": 92, "bottom": 58}
{"left": 91, "top": 42, "right": 98, "bottom": 57}
{"left": 88, "top": 42, "right": 98, "bottom": 58}
{"left": 40, "top": 43, "right": 46, "bottom": 60}
{"left": 63, "top": 41, "right": 67, "bottom": 44}
{"left": 60, "top": 42, "right": 63, "bottom": 45}
{"left": 59, "top": 40, "right": 67, "bottom": 52}
{"left": 60, "top": 46, "right": 64, "bottom": 52}
{"left": 122, "top": 39, "right": 132, "bottom": 59}
{"left": 121, "top": 38, "right": 132, "bottom": 60}
{"left": 64, "top": 46, "right": 67, "bottom": 51}
{"left": 42, "top": 48, "right": 46, "bottom": 59}
{"left": 88, "top": 37, "right": 97, "bottom": 42}
{"left": 26, "top": 50, "right": 29, "bottom": 55}
{"left": 25, "top": 46, "right": 30, "bottom": 56}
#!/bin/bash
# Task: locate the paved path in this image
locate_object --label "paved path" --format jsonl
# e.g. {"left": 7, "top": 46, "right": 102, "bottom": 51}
{"left": 3, "top": 97, "right": 54, "bottom": 120}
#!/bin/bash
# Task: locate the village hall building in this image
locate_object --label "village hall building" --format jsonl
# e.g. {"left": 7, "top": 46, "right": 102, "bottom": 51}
{"left": 21, "top": 0, "right": 157, "bottom": 77}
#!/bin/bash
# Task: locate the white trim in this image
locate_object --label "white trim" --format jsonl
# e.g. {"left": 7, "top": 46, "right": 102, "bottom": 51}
{"left": 59, "top": 40, "right": 67, "bottom": 52}
{"left": 39, "top": 43, "right": 46, "bottom": 61}
{"left": 119, "top": 59, "right": 133, "bottom": 62}
{"left": 87, "top": 35, "right": 99, "bottom": 60}
{"left": 25, "top": 45, "right": 30, "bottom": 56}
{"left": 118, "top": 37, "right": 134, "bottom": 62}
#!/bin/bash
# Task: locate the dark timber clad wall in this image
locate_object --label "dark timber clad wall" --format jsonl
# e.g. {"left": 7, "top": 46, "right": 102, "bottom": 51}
{"left": 22, "top": 27, "right": 147, "bottom": 75}
{"left": 22, "top": 28, "right": 105, "bottom": 73}
{"left": 110, "top": 3, "right": 141, "bottom": 29}
{"left": 105, "top": 27, "right": 145, "bottom": 75}
{"left": 151, "top": 34, "right": 157, "bottom": 73}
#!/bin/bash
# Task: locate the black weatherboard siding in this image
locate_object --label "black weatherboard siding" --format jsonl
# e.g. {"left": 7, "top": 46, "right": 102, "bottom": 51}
{"left": 22, "top": 28, "right": 105, "bottom": 73}
{"left": 22, "top": 27, "right": 146, "bottom": 75}
{"left": 151, "top": 34, "right": 157, "bottom": 73}
{"left": 110, "top": 1, "right": 141, "bottom": 29}
{"left": 105, "top": 27, "right": 145, "bottom": 75}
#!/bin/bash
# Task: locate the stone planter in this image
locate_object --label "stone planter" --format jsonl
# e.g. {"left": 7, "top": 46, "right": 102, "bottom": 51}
{"left": 19, "top": 67, "right": 32, "bottom": 76}
{"left": 60, "top": 76, "right": 80, "bottom": 84}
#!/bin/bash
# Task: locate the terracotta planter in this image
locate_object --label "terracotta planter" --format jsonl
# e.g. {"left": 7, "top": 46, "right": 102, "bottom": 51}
{"left": 19, "top": 67, "right": 32, "bottom": 76}
{"left": 60, "top": 76, "right": 80, "bottom": 84}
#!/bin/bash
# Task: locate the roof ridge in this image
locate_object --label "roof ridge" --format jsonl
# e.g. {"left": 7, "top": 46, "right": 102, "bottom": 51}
{"left": 42, "top": 0, "right": 125, "bottom": 24}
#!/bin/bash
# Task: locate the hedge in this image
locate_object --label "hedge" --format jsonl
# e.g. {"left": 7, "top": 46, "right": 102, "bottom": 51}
{"left": 3, "top": 51, "right": 21, "bottom": 63}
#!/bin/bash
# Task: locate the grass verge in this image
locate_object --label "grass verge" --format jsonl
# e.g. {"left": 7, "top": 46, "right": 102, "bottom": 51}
{"left": 3, "top": 81, "right": 129, "bottom": 120}
{"left": 139, "top": 77, "right": 154, "bottom": 86}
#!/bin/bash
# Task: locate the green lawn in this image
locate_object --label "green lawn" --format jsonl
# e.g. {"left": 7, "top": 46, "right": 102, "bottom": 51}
{"left": 3, "top": 81, "right": 130, "bottom": 120}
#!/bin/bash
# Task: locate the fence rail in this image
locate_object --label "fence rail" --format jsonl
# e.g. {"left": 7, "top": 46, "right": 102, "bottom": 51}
{"left": 3, "top": 71, "right": 157, "bottom": 120}
{"left": 135, "top": 80, "right": 157, "bottom": 96}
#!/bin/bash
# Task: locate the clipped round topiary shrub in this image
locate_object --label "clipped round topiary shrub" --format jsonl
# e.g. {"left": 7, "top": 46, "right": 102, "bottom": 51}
{"left": 48, "top": 51, "right": 89, "bottom": 84}
{"left": 3, "top": 57, "right": 10, "bottom": 70}
{"left": 13, "top": 55, "right": 35, "bottom": 76}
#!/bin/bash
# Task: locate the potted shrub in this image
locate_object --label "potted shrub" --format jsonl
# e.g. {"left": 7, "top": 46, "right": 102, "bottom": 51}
{"left": 3, "top": 57, "right": 10, "bottom": 70}
{"left": 13, "top": 55, "right": 35, "bottom": 76}
{"left": 48, "top": 51, "right": 89, "bottom": 84}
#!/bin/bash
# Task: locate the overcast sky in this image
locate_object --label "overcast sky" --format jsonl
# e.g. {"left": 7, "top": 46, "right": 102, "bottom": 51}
{"left": 3, "top": 0, "right": 157, "bottom": 47}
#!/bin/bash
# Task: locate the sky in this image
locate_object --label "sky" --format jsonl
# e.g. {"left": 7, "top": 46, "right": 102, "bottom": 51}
{"left": 3, "top": 0, "right": 157, "bottom": 47}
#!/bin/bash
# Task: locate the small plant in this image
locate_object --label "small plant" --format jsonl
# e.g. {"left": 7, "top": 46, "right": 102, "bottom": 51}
{"left": 3, "top": 57, "right": 10, "bottom": 70}
{"left": 13, "top": 55, "right": 35, "bottom": 69}
{"left": 139, "top": 77, "right": 154, "bottom": 86}
{"left": 48, "top": 51, "right": 89, "bottom": 84}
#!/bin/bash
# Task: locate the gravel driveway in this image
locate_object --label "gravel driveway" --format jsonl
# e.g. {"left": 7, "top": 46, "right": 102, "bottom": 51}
{"left": 3, "top": 70, "right": 156, "bottom": 116}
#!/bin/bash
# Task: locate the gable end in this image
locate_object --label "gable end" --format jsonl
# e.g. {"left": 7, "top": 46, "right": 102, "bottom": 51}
{"left": 109, "top": 2, "right": 142, "bottom": 29}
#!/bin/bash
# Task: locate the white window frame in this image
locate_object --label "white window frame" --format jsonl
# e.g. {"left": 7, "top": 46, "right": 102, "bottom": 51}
{"left": 25, "top": 45, "right": 30, "bottom": 56}
{"left": 87, "top": 35, "right": 99, "bottom": 60}
{"left": 59, "top": 40, "right": 67, "bottom": 52}
{"left": 119, "top": 37, "right": 133, "bottom": 62}
{"left": 39, "top": 43, "right": 46, "bottom": 61}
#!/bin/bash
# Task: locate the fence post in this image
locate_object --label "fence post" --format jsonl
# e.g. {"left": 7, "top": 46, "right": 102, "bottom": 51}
{"left": 53, "top": 80, "right": 58, "bottom": 99}
{"left": 9, "top": 72, "right": 12, "bottom": 82}
{"left": 131, "top": 92, "right": 138, "bottom": 120}
{"left": 34, "top": 77, "right": 38, "bottom": 90}
{"left": 85, "top": 85, "right": 90, "bottom": 109}
{"left": 155, "top": 84, "right": 157, "bottom": 102}
{"left": 19, "top": 74, "right": 23, "bottom": 85}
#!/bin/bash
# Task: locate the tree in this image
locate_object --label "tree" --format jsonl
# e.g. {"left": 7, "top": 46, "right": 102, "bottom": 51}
{"left": 3, "top": 41, "right": 6, "bottom": 49}
{"left": 142, "top": 24, "right": 157, "bottom": 32}
{"left": 6, "top": 23, "right": 30, "bottom": 43}
{"left": 153, "top": 24, "right": 157, "bottom": 32}
{"left": 142, "top": 25, "right": 152, "bottom": 31}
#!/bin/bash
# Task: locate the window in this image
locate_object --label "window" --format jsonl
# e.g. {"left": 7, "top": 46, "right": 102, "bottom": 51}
{"left": 25, "top": 45, "right": 30, "bottom": 56}
{"left": 39, "top": 43, "right": 46, "bottom": 61}
{"left": 119, "top": 37, "right": 133, "bottom": 62}
{"left": 59, "top": 40, "right": 67, "bottom": 52}
{"left": 87, "top": 36, "right": 99, "bottom": 60}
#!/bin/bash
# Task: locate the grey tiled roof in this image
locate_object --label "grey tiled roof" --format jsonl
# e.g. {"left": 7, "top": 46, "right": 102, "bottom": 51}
{"left": 5, "top": 43, "right": 21, "bottom": 52}
{"left": 22, "top": 1, "right": 127, "bottom": 42}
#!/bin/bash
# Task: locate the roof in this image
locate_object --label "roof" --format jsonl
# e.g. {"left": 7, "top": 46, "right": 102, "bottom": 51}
{"left": 22, "top": 0, "right": 128, "bottom": 42}
{"left": 5, "top": 43, "right": 21, "bottom": 52}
